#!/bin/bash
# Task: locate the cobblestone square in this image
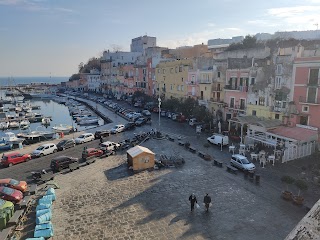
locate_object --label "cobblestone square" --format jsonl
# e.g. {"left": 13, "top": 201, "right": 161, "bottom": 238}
{"left": 52, "top": 139, "right": 306, "bottom": 240}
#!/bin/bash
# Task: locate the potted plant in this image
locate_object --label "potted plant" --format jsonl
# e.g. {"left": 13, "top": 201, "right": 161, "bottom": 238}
{"left": 292, "top": 179, "right": 308, "bottom": 205}
{"left": 281, "top": 175, "right": 295, "bottom": 200}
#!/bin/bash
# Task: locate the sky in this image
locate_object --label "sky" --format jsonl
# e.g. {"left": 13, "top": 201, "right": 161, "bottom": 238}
{"left": 0, "top": 0, "right": 320, "bottom": 77}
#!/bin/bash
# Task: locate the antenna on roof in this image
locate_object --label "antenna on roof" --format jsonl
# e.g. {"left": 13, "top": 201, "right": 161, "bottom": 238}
{"left": 314, "top": 23, "right": 319, "bottom": 30}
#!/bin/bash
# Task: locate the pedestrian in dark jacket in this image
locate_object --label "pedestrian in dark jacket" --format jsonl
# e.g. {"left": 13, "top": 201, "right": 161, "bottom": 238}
{"left": 100, "top": 136, "right": 104, "bottom": 144}
{"left": 203, "top": 193, "right": 211, "bottom": 212}
{"left": 189, "top": 193, "right": 197, "bottom": 212}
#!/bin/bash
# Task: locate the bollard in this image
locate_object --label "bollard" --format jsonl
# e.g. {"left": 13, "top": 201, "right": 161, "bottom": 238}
{"left": 255, "top": 174, "right": 261, "bottom": 184}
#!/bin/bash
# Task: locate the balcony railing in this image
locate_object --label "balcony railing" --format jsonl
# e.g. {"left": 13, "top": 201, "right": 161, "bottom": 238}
{"left": 225, "top": 85, "right": 249, "bottom": 92}
{"left": 186, "top": 81, "right": 197, "bottom": 85}
{"left": 228, "top": 104, "right": 246, "bottom": 111}
{"left": 210, "top": 98, "right": 222, "bottom": 103}
{"left": 212, "top": 86, "right": 221, "bottom": 91}
{"left": 199, "top": 79, "right": 212, "bottom": 84}
{"left": 299, "top": 96, "right": 320, "bottom": 104}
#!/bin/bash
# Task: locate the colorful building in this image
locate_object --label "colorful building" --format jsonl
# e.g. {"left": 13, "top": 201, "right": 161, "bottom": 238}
{"left": 155, "top": 59, "right": 194, "bottom": 100}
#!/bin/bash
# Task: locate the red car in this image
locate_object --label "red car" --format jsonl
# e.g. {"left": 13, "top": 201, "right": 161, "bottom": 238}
{"left": 1, "top": 152, "right": 32, "bottom": 167}
{"left": 0, "top": 179, "right": 28, "bottom": 193}
{"left": 82, "top": 148, "right": 103, "bottom": 159}
{"left": 0, "top": 186, "right": 23, "bottom": 203}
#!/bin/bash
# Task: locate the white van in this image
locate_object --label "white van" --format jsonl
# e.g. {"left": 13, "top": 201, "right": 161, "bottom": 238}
{"left": 207, "top": 134, "right": 229, "bottom": 146}
{"left": 100, "top": 141, "right": 120, "bottom": 151}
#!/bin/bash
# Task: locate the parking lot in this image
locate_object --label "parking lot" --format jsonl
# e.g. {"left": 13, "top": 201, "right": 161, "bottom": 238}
{"left": 50, "top": 138, "right": 307, "bottom": 240}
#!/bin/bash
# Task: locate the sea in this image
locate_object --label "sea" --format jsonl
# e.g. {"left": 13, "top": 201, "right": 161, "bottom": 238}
{"left": 0, "top": 75, "right": 102, "bottom": 140}
{"left": 0, "top": 76, "right": 68, "bottom": 86}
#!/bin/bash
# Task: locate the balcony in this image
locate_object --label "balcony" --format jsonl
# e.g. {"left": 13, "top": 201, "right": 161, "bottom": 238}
{"left": 299, "top": 96, "right": 320, "bottom": 105}
{"left": 199, "top": 79, "right": 212, "bottom": 84}
{"left": 270, "top": 106, "right": 286, "bottom": 112}
{"left": 227, "top": 104, "right": 246, "bottom": 111}
{"left": 186, "top": 81, "right": 197, "bottom": 85}
{"left": 224, "top": 85, "right": 249, "bottom": 92}
{"left": 212, "top": 86, "right": 222, "bottom": 91}
{"left": 210, "top": 98, "right": 222, "bottom": 103}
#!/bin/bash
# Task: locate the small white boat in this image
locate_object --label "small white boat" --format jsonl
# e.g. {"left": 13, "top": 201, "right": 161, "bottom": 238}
{"left": 52, "top": 124, "right": 73, "bottom": 133}
{"left": 9, "top": 121, "right": 19, "bottom": 128}
{"left": 15, "top": 106, "right": 22, "bottom": 112}
{"left": 2, "top": 132, "right": 25, "bottom": 144}
{"left": 78, "top": 117, "right": 99, "bottom": 125}
{"left": 20, "top": 120, "right": 30, "bottom": 129}
{"left": 0, "top": 122, "right": 9, "bottom": 130}
{"left": 42, "top": 117, "right": 51, "bottom": 125}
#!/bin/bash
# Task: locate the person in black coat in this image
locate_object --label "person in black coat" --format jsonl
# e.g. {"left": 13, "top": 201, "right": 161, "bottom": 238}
{"left": 203, "top": 193, "right": 211, "bottom": 212}
{"left": 189, "top": 193, "right": 197, "bottom": 212}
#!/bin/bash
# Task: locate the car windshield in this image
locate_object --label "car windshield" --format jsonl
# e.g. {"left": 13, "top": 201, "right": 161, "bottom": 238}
{"left": 78, "top": 135, "right": 84, "bottom": 138}
{"left": 241, "top": 158, "right": 250, "bottom": 164}
{"left": 2, "top": 155, "right": 8, "bottom": 160}
{"left": 36, "top": 146, "right": 45, "bottom": 150}
{"left": 2, "top": 187, "right": 14, "bottom": 195}
{"left": 59, "top": 140, "right": 67, "bottom": 145}
{"left": 9, "top": 179, "right": 19, "bottom": 185}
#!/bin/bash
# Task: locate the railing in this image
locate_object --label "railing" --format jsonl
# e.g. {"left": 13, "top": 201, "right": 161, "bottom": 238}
{"left": 210, "top": 98, "right": 221, "bottom": 102}
{"left": 270, "top": 106, "right": 286, "bottom": 112}
{"left": 186, "top": 81, "right": 197, "bottom": 85}
{"left": 299, "top": 96, "right": 320, "bottom": 104}
{"left": 224, "top": 85, "right": 249, "bottom": 92}
{"left": 199, "top": 79, "right": 212, "bottom": 84}
{"left": 228, "top": 104, "right": 246, "bottom": 111}
{"left": 212, "top": 86, "right": 221, "bottom": 91}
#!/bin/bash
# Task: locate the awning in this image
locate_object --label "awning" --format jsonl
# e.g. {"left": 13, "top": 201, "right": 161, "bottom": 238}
{"left": 267, "top": 126, "right": 318, "bottom": 143}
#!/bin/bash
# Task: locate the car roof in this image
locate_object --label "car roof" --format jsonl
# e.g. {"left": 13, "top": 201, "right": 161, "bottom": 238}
{"left": 115, "top": 124, "right": 124, "bottom": 127}
{"left": 39, "top": 143, "right": 55, "bottom": 147}
{"left": 0, "top": 179, "right": 11, "bottom": 183}
{"left": 3, "top": 152, "right": 20, "bottom": 157}
{"left": 81, "top": 133, "right": 93, "bottom": 136}
{"left": 86, "top": 148, "right": 99, "bottom": 151}
{"left": 52, "top": 155, "right": 71, "bottom": 160}
{"left": 233, "top": 154, "right": 247, "bottom": 159}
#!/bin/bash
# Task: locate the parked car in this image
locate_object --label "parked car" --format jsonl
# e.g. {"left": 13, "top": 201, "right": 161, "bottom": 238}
{"left": 0, "top": 186, "right": 23, "bottom": 203}
{"left": 94, "top": 130, "right": 110, "bottom": 139}
{"left": 230, "top": 154, "right": 256, "bottom": 172}
{"left": 0, "top": 178, "right": 28, "bottom": 193}
{"left": 50, "top": 155, "right": 78, "bottom": 172}
{"left": 142, "top": 110, "right": 151, "bottom": 116}
{"left": 135, "top": 117, "right": 147, "bottom": 126}
{"left": 110, "top": 124, "right": 125, "bottom": 134}
{"left": 31, "top": 143, "right": 57, "bottom": 158}
{"left": 57, "top": 139, "right": 75, "bottom": 151}
{"left": 0, "top": 152, "right": 31, "bottom": 167}
{"left": 82, "top": 148, "right": 103, "bottom": 159}
{"left": 207, "top": 134, "right": 229, "bottom": 146}
{"left": 75, "top": 133, "right": 95, "bottom": 144}
{"left": 0, "top": 199, "right": 14, "bottom": 212}
{"left": 124, "top": 122, "right": 136, "bottom": 131}
{"left": 100, "top": 141, "right": 120, "bottom": 151}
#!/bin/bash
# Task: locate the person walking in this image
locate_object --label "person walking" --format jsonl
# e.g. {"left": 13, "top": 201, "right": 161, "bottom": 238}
{"left": 203, "top": 193, "right": 211, "bottom": 212}
{"left": 100, "top": 136, "right": 104, "bottom": 144}
{"left": 189, "top": 193, "right": 197, "bottom": 212}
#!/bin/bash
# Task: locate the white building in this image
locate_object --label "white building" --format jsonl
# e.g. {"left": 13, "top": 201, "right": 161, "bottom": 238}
{"left": 86, "top": 69, "right": 101, "bottom": 92}
{"left": 130, "top": 35, "right": 156, "bottom": 53}
{"left": 102, "top": 51, "right": 142, "bottom": 67}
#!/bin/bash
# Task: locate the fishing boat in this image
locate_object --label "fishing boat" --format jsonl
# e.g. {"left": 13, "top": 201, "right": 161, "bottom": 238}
{"left": 41, "top": 117, "right": 51, "bottom": 125}
{"left": 2, "top": 132, "right": 25, "bottom": 144}
{"left": 75, "top": 115, "right": 96, "bottom": 122}
{"left": 17, "top": 132, "right": 44, "bottom": 144}
{"left": 0, "top": 140, "right": 13, "bottom": 151}
{"left": 52, "top": 124, "right": 73, "bottom": 134}
{"left": 9, "top": 121, "right": 19, "bottom": 129}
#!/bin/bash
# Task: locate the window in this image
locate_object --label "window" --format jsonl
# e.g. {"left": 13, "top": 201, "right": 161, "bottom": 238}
{"left": 275, "top": 76, "right": 282, "bottom": 89}
{"left": 157, "top": 69, "right": 160, "bottom": 73}
{"left": 275, "top": 114, "right": 280, "bottom": 120}
{"left": 182, "top": 77, "right": 184, "bottom": 82}
{"left": 162, "top": 69, "right": 166, "bottom": 74}
{"left": 205, "top": 87, "right": 207, "bottom": 91}
{"left": 170, "top": 84, "right": 173, "bottom": 90}
{"left": 309, "top": 69, "right": 319, "bottom": 85}
{"left": 276, "top": 64, "right": 282, "bottom": 75}
{"left": 230, "top": 98, "right": 235, "bottom": 108}
{"left": 181, "top": 85, "right": 184, "bottom": 91}
{"left": 217, "top": 71, "right": 221, "bottom": 78}
{"left": 252, "top": 110, "right": 256, "bottom": 116}
{"left": 307, "top": 87, "right": 317, "bottom": 103}
{"left": 192, "top": 75, "right": 195, "bottom": 82}
{"left": 179, "top": 66, "right": 182, "bottom": 72}
{"left": 302, "top": 106, "right": 309, "bottom": 112}
{"left": 258, "top": 97, "right": 265, "bottom": 106}
{"left": 300, "top": 116, "right": 308, "bottom": 125}
{"left": 175, "top": 67, "right": 178, "bottom": 73}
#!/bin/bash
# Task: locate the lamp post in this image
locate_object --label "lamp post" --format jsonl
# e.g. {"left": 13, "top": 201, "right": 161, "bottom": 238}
{"left": 158, "top": 92, "right": 161, "bottom": 131}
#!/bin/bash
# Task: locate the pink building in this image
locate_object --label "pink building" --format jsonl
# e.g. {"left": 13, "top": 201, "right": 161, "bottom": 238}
{"left": 122, "top": 65, "right": 135, "bottom": 95}
{"left": 224, "top": 69, "right": 251, "bottom": 120}
{"left": 134, "top": 65, "right": 147, "bottom": 94}
{"left": 146, "top": 58, "right": 154, "bottom": 96}
{"left": 186, "top": 71, "right": 199, "bottom": 99}
{"left": 290, "top": 57, "right": 320, "bottom": 130}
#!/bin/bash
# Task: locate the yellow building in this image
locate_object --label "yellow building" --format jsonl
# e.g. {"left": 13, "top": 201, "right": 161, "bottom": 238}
{"left": 155, "top": 59, "right": 194, "bottom": 100}
{"left": 247, "top": 104, "right": 284, "bottom": 121}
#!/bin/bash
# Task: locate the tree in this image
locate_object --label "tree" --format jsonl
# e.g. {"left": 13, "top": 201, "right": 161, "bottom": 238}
{"left": 162, "top": 98, "right": 181, "bottom": 112}
{"left": 295, "top": 179, "right": 308, "bottom": 197}
{"left": 78, "top": 62, "right": 84, "bottom": 73}
{"left": 180, "top": 98, "right": 197, "bottom": 118}
{"left": 242, "top": 35, "right": 257, "bottom": 49}
{"left": 281, "top": 175, "right": 295, "bottom": 192}
{"left": 69, "top": 73, "right": 81, "bottom": 81}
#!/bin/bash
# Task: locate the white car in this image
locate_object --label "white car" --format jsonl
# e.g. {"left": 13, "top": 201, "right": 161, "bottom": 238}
{"left": 207, "top": 134, "right": 229, "bottom": 146}
{"left": 31, "top": 143, "right": 57, "bottom": 157}
{"left": 230, "top": 154, "right": 256, "bottom": 172}
{"left": 75, "top": 133, "right": 95, "bottom": 144}
{"left": 110, "top": 124, "right": 125, "bottom": 134}
{"left": 100, "top": 141, "right": 120, "bottom": 151}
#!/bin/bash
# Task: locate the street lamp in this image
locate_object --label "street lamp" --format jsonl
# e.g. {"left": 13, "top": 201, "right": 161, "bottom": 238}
{"left": 158, "top": 96, "right": 161, "bottom": 130}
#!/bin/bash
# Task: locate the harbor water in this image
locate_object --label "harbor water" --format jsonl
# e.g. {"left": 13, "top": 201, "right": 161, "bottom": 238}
{"left": 0, "top": 90, "right": 103, "bottom": 139}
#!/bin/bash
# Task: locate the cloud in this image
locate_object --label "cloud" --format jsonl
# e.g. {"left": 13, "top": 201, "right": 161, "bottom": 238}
{"left": 207, "top": 23, "right": 215, "bottom": 27}
{"left": 266, "top": 5, "right": 320, "bottom": 30}
{"left": 54, "top": 7, "right": 75, "bottom": 13}
{"left": 158, "top": 28, "right": 246, "bottom": 49}
{"left": 0, "top": 0, "right": 24, "bottom": 5}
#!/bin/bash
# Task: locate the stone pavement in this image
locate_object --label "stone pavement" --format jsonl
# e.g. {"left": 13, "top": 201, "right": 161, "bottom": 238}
{"left": 51, "top": 139, "right": 306, "bottom": 240}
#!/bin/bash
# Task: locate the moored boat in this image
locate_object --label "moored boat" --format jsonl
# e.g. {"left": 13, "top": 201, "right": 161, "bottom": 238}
{"left": 52, "top": 124, "right": 73, "bottom": 134}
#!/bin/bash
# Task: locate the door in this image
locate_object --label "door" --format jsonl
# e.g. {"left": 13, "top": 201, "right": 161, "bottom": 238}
{"left": 44, "top": 146, "right": 49, "bottom": 155}
{"left": 15, "top": 154, "right": 24, "bottom": 164}
{"left": 200, "top": 91, "right": 204, "bottom": 100}
{"left": 192, "top": 87, "right": 195, "bottom": 95}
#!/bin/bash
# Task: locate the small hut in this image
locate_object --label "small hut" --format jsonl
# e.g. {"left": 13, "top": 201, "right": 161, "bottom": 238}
{"left": 127, "top": 146, "right": 155, "bottom": 172}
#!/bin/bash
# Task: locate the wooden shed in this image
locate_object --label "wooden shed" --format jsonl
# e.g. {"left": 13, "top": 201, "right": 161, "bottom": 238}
{"left": 127, "top": 146, "right": 155, "bottom": 171}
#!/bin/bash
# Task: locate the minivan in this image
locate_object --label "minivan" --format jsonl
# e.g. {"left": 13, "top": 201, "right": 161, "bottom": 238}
{"left": 57, "top": 139, "right": 75, "bottom": 151}
{"left": 50, "top": 156, "right": 78, "bottom": 172}
{"left": 207, "top": 134, "right": 229, "bottom": 146}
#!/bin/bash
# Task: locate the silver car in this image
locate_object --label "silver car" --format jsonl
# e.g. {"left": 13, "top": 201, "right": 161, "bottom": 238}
{"left": 230, "top": 154, "right": 255, "bottom": 172}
